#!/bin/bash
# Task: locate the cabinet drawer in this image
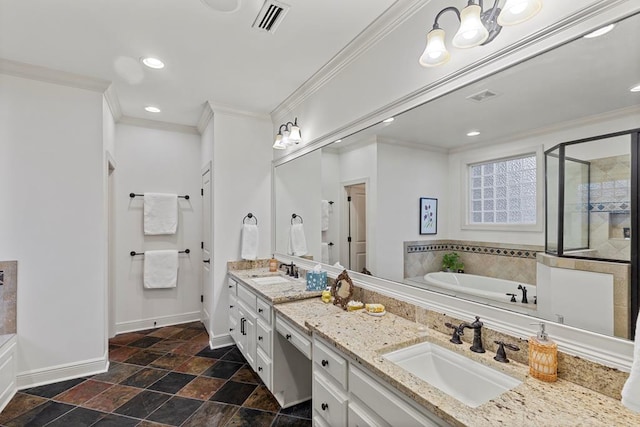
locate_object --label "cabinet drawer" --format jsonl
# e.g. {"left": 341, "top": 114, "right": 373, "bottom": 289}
{"left": 229, "top": 317, "right": 238, "bottom": 343}
{"left": 348, "top": 401, "right": 391, "bottom": 427}
{"left": 313, "top": 413, "right": 331, "bottom": 427}
{"left": 276, "top": 316, "right": 311, "bottom": 359}
{"left": 256, "top": 348, "right": 272, "bottom": 389}
{"left": 227, "top": 277, "right": 237, "bottom": 295}
{"left": 313, "top": 372, "right": 347, "bottom": 427}
{"left": 313, "top": 339, "right": 348, "bottom": 389}
{"left": 229, "top": 294, "right": 238, "bottom": 318}
{"left": 349, "top": 365, "right": 444, "bottom": 427}
{"left": 237, "top": 283, "right": 257, "bottom": 311}
{"left": 256, "top": 319, "right": 272, "bottom": 357}
{"left": 256, "top": 298, "right": 272, "bottom": 325}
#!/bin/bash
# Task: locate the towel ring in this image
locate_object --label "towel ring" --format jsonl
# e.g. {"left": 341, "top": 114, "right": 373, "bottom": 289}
{"left": 291, "top": 214, "right": 304, "bottom": 224}
{"left": 243, "top": 213, "right": 258, "bottom": 225}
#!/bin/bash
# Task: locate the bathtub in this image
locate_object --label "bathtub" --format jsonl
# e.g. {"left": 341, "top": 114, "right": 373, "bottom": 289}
{"left": 423, "top": 272, "right": 536, "bottom": 306}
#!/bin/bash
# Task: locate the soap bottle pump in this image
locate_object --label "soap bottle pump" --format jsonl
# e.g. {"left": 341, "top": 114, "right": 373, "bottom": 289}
{"left": 528, "top": 322, "right": 557, "bottom": 382}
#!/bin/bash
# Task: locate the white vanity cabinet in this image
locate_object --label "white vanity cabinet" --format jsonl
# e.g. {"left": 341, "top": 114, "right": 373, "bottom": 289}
{"left": 312, "top": 336, "right": 449, "bottom": 427}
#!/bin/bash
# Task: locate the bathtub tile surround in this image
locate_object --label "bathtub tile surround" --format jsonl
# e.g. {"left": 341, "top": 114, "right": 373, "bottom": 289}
{"left": 404, "top": 240, "right": 542, "bottom": 285}
{"left": 0, "top": 261, "right": 17, "bottom": 335}
{"left": 0, "top": 322, "right": 312, "bottom": 426}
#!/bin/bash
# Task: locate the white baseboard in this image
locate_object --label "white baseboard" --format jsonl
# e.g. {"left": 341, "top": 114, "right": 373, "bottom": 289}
{"left": 17, "top": 351, "right": 108, "bottom": 390}
{"left": 115, "top": 311, "right": 201, "bottom": 335}
{"left": 210, "top": 333, "right": 234, "bottom": 349}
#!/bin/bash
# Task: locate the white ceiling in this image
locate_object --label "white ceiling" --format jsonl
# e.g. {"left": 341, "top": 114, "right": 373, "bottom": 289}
{"left": 336, "top": 11, "right": 640, "bottom": 151}
{"left": 0, "top": 0, "right": 397, "bottom": 125}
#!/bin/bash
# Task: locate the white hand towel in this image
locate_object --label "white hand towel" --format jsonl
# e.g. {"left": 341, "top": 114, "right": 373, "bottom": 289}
{"left": 622, "top": 311, "right": 640, "bottom": 412}
{"left": 321, "top": 242, "right": 329, "bottom": 264}
{"left": 289, "top": 223, "right": 308, "bottom": 257}
{"left": 321, "top": 200, "right": 330, "bottom": 232}
{"left": 144, "top": 193, "right": 178, "bottom": 235}
{"left": 241, "top": 224, "right": 259, "bottom": 261}
{"left": 144, "top": 250, "right": 179, "bottom": 289}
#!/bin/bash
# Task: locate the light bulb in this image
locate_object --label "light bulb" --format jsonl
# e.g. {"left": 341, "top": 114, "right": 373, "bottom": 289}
{"left": 419, "top": 28, "right": 450, "bottom": 67}
{"left": 273, "top": 133, "right": 286, "bottom": 149}
{"left": 452, "top": 4, "right": 489, "bottom": 48}
{"left": 141, "top": 57, "right": 165, "bottom": 69}
{"left": 498, "top": 0, "right": 542, "bottom": 26}
{"left": 282, "top": 130, "right": 291, "bottom": 147}
{"left": 289, "top": 124, "right": 302, "bottom": 144}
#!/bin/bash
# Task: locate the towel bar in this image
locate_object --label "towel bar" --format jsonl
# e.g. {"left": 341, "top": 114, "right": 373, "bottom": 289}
{"left": 291, "top": 214, "right": 304, "bottom": 224}
{"left": 130, "top": 249, "right": 190, "bottom": 256}
{"left": 243, "top": 213, "right": 258, "bottom": 225}
{"left": 129, "top": 193, "right": 190, "bottom": 200}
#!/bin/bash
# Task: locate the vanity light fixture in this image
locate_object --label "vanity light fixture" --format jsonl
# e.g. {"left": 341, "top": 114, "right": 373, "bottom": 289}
{"left": 467, "top": 130, "right": 481, "bottom": 136}
{"left": 273, "top": 117, "right": 302, "bottom": 150}
{"left": 141, "top": 57, "right": 165, "bottom": 69}
{"left": 630, "top": 84, "right": 640, "bottom": 93}
{"left": 419, "top": 0, "right": 542, "bottom": 68}
{"left": 144, "top": 106, "right": 161, "bottom": 113}
{"left": 583, "top": 23, "right": 615, "bottom": 39}
{"left": 383, "top": 117, "right": 395, "bottom": 123}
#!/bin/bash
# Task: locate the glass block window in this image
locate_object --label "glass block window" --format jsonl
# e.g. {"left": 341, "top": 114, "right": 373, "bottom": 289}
{"left": 469, "top": 154, "right": 537, "bottom": 225}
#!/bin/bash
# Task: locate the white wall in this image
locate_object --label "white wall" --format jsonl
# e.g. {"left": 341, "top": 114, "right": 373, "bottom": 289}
{"left": 0, "top": 74, "right": 107, "bottom": 384}
{"left": 201, "top": 109, "right": 273, "bottom": 346}
{"left": 113, "top": 124, "right": 202, "bottom": 333}
{"left": 376, "top": 143, "right": 449, "bottom": 281}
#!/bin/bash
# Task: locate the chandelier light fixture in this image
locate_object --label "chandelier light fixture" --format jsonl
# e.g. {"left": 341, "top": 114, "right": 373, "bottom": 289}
{"left": 273, "top": 117, "right": 302, "bottom": 150}
{"left": 419, "top": 0, "right": 542, "bottom": 68}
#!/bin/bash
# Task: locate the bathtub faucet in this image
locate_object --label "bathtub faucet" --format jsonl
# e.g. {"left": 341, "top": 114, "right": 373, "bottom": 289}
{"left": 517, "top": 284, "right": 528, "bottom": 304}
{"left": 459, "top": 316, "right": 485, "bottom": 353}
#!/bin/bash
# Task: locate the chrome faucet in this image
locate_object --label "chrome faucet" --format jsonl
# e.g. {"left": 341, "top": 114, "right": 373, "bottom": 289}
{"left": 459, "top": 316, "right": 485, "bottom": 353}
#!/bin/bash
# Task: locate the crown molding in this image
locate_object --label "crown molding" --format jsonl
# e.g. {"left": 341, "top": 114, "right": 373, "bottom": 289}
{"left": 197, "top": 102, "right": 215, "bottom": 134}
{"left": 0, "top": 58, "right": 110, "bottom": 92}
{"left": 377, "top": 136, "right": 449, "bottom": 154}
{"left": 270, "top": 0, "right": 426, "bottom": 123}
{"left": 119, "top": 116, "right": 200, "bottom": 135}
{"left": 103, "top": 84, "right": 123, "bottom": 122}
{"left": 209, "top": 102, "right": 271, "bottom": 121}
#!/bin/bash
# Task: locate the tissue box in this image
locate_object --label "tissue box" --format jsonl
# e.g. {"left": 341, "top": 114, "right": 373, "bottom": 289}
{"left": 306, "top": 271, "right": 327, "bottom": 291}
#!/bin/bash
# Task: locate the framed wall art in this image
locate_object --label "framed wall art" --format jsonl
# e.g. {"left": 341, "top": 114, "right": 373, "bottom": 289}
{"left": 420, "top": 197, "right": 438, "bottom": 235}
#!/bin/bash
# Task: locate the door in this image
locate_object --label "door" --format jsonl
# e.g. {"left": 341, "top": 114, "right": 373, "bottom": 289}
{"left": 201, "top": 163, "right": 212, "bottom": 332}
{"left": 346, "top": 184, "right": 367, "bottom": 272}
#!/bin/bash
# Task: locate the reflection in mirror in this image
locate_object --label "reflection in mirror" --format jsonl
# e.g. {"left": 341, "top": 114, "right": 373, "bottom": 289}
{"left": 274, "top": 12, "right": 640, "bottom": 340}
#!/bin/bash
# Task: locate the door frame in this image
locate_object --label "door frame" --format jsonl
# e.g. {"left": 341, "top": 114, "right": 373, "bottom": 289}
{"left": 340, "top": 178, "right": 368, "bottom": 271}
{"left": 105, "top": 152, "right": 116, "bottom": 342}
{"left": 201, "top": 161, "right": 212, "bottom": 334}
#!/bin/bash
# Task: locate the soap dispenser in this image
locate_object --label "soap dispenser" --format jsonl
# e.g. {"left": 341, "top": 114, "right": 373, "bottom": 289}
{"left": 528, "top": 322, "right": 557, "bottom": 382}
{"left": 268, "top": 255, "right": 278, "bottom": 272}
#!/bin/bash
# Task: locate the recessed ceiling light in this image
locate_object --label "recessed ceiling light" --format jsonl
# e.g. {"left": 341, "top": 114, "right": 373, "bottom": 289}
{"left": 467, "top": 131, "right": 481, "bottom": 137}
{"left": 201, "top": 0, "right": 239, "bottom": 13}
{"left": 145, "top": 106, "right": 161, "bottom": 113}
{"left": 335, "top": 139, "right": 342, "bottom": 143}
{"left": 383, "top": 117, "right": 395, "bottom": 123}
{"left": 583, "top": 24, "right": 615, "bottom": 39}
{"left": 141, "top": 57, "right": 165, "bottom": 69}
{"left": 630, "top": 84, "right": 640, "bottom": 93}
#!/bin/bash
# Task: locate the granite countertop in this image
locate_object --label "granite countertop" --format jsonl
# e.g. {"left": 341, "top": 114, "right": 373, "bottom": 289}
{"left": 276, "top": 298, "right": 640, "bottom": 427}
{"left": 228, "top": 268, "right": 323, "bottom": 304}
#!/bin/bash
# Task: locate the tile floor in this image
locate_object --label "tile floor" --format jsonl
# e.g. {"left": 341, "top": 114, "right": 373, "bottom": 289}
{"left": 0, "top": 322, "right": 312, "bottom": 426}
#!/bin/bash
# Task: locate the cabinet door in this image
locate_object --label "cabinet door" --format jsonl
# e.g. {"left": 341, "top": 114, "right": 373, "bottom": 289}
{"left": 245, "top": 310, "right": 256, "bottom": 370}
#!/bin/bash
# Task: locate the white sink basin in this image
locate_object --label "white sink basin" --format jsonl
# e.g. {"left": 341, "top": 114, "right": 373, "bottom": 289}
{"left": 251, "top": 276, "right": 292, "bottom": 285}
{"left": 383, "top": 342, "right": 521, "bottom": 408}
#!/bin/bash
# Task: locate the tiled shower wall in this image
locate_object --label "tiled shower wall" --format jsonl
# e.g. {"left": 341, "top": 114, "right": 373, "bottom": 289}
{"left": 403, "top": 240, "right": 543, "bottom": 285}
{"left": 0, "top": 260, "right": 17, "bottom": 335}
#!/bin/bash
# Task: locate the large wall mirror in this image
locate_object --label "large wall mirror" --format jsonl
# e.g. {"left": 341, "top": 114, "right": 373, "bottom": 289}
{"left": 274, "top": 12, "right": 640, "bottom": 341}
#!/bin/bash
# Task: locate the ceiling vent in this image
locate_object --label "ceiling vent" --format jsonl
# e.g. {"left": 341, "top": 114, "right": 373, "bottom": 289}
{"left": 466, "top": 89, "right": 500, "bottom": 103}
{"left": 252, "top": 0, "right": 290, "bottom": 33}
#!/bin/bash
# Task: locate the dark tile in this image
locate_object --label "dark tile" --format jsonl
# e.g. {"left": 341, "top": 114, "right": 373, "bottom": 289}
{"left": 91, "top": 413, "right": 140, "bottom": 427}
{"left": 91, "top": 362, "right": 141, "bottom": 383}
{"left": 243, "top": 385, "right": 280, "bottom": 412}
{"left": 108, "top": 346, "right": 140, "bottom": 362}
{"left": 148, "top": 372, "right": 196, "bottom": 394}
{"left": 188, "top": 332, "right": 210, "bottom": 345}
{"left": 149, "top": 339, "right": 184, "bottom": 353}
{"left": 271, "top": 414, "right": 313, "bottom": 427}
{"left": 209, "top": 381, "right": 256, "bottom": 405}
{"left": 120, "top": 367, "right": 168, "bottom": 388}
{"left": 225, "top": 407, "right": 276, "bottom": 427}
{"left": 183, "top": 321, "right": 205, "bottom": 330}
{"left": 231, "top": 366, "right": 262, "bottom": 384}
{"left": 171, "top": 328, "right": 202, "bottom": 341}
{"left": 122, "top": 350, "right": 165, "bottom": 366}
{"left": 22, "top": 378, "right": 85, "bottom": 398}
{"left": 114, "top": 390, "right": 171, "bottom": 419}
{"left": 137, "top": 421, "right": 174, "bottom": 427}
{"left": 53, "top": 379, "right": 113, "bottom": 404}
{"left": 201, "top": 360, "right": 243, "bottom": 379}
{"left": 196, "top": 346, "right": 230, "bottom": 360}
{"left": 278, "top": 399, "right": 312, "bottom": 419}
{"left": 82, "top": 384, "right": 141, "bottom": 412}
{"left": 181, "top": 401, "right": 237, "bottom": 427}
{"left": 109, "top": 332, "right": 146, "bottom": 346}
{"left": 0, "top": 393, "right": 48, "bottom": 424}
{"left": 4, "top": 401, "right": 74, "bottom": 427}
{"left": 177, "top": 377, "right": 226, "bottom": 400}
{"left": 146, "top": 396, "right": 203, "bottom": 426}
{"left": 45, "top": 406, "right": 104, "bottom": 426}
{"left": 172, "top": 341, "right": 208, "bottom": 356}
{"left": 147, "top": 326, "right": 184, "bottom": 338}
{"left": 173, "top": 356, "right": 216, "bottom": 375}
{"left": 149, "top": 353, "right": 191, "bottom": 370}
{"left": 220, "top": 347, "right": 246, "bottom": 363}
{"left": 129, "top": 336, "right": 163, "bottom": 348}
